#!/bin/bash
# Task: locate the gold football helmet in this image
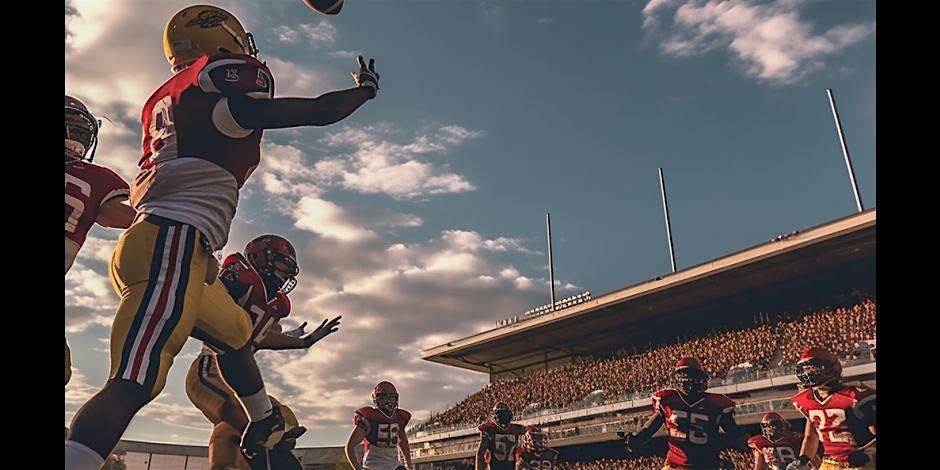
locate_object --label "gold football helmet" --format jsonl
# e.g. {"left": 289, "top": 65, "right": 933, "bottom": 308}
{"left": 163, "top": 5, "right": 258, "bottom": 72}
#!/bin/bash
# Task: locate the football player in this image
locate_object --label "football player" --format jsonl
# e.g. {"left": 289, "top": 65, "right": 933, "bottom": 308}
{"left": 65, "top": 5, "right": 380, "bottom": 469}
{"left": 619, "top": 357, "right": 750, "bottom": 470}
{"left": 749, "top": 412, "right": 802, "bottom": 470}
{"left": 515, "top": 426, "right": 558, "bottom": 470}
{"left": 345, "top": 381, "right": 413, "bottom": 470}
{"left": 186, "top": 235, "right": 341, "bottom": 470}
{"left": 786, "top": 347, "right": 875, "bottom": 470}
{"left": 476, "top": 402, "right": 526, "bottom": 470}
{"left": 65, "top": 95, "right": 136, "bottom": 385}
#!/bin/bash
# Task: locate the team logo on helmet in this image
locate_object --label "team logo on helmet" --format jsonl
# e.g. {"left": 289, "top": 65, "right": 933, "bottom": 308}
{"left": 185, "top": 10, "right": 230, "bottom": 28}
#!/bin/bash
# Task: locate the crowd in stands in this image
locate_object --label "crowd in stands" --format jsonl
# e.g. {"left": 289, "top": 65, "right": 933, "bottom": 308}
{"left": 556, "top": 449, "right": 753, "bottom": 470}
{"left": 413, "top": 298, "right": 876, "bottom": 432}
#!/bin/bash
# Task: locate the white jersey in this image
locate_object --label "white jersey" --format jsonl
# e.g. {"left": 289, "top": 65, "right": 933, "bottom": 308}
{"left": 131, "top": 157, "right": 238, "bottom": 250}
{"left": 363, "top": 446, "right": 402, "bottom": 470}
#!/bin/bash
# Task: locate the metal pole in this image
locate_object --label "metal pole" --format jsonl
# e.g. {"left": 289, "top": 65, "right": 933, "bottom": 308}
{"left": 826, "top": 89, "right": 864, "bottom": 212}
{"left": 658, "top": 168, "right": 677, "bottom": 273}
{"left": 546, "top": 213, "right": 556, "bottom": 310}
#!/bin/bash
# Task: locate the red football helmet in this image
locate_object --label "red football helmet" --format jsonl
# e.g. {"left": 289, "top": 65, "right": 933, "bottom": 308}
{"left": 522, "top": 426, "right": 545, "bottom": 451}
{"left": 760, "top": 412, "right": 790, "bottom": 441}
{"left": 492, "top": 402, "right": 513, "bottom": 427}
{"left": 245, "top": 235, "right": 299, "bottom": 294}
{"left": 65, "top": 95, "right": 100, "bottom": 165}
{"left": 674, "top": 357, "right": 708, "bottom": 396}
{"left": 373, "top": 381, "right": 399, "bottom": 416}
{"left": 795, "top": 347, "right": 842, "bottom": 388}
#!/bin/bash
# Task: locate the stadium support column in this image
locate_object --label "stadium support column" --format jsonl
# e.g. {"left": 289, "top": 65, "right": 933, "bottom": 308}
{"left": 546, "top": 213, "right": 556, "bottom": 310}
{"left": 659, "top": 168, "right": 677, "bottom": 273}
{"left": 826, "top": 88, "right": 864, "bottom": 213}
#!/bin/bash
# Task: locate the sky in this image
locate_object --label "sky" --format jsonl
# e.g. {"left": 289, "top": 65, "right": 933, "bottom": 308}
{"left": 65, "top": 0, "right": 876, "bottom": 447}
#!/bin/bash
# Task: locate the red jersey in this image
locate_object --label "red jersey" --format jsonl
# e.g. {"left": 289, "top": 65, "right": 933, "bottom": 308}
{"left": 791, "top": 385, "right": 876, "bottom": 464}
{"left": 139, "top": 53, "right": 273, "bottom": 186}
{"left": 748, "top": 433, "right": 801, "bottom": 470}
{"left": 516, "top": 447, "right": 559, "bottom": 470}
{"left": 652, "top": 389, "right": 736, "bottom": 469}
{"left": 479, "top": 422, "right": 526, "bottom": 470}
{"left": 65, "top": 162, "right": 129, "bottom": 271}
{"left": 133, "top": 53, "right": 274, "bottom": 250}
{"left": 354, "top": 406, "right": 411, "bottom": 470}
{"left": 218, "top": 253, "right": 290, "bottom": 345}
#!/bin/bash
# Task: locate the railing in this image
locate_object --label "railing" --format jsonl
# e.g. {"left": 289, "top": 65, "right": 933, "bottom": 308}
{"left": 412, "top": 397, "right": 799, "bottom": 460}
{"left": 409, "top": 355, "right": 874, "bottom": 438}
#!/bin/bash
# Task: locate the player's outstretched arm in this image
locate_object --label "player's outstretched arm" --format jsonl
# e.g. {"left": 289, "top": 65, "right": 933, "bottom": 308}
{"left": 718, "top": 413, "right": 750, "bottom": 451}
{"left": 630, "top": 412, "right": 664, "bottom": 445}
{"left": 345, "top": 426, "right": 367, "bottom": 470}
{"left": 258, "top": 316, "right": 341, "bottom": 350}
{"left": 229, "top": 56, "right": 379, "bottom": 130}
{"left": 475, "top": 435, "right": 488, "bottom": 470}
{"left": 752, "top": 447, "right": 768, "bottom": 470}
{"left": 398, "top": 428, "right": 414, "bottom": 470}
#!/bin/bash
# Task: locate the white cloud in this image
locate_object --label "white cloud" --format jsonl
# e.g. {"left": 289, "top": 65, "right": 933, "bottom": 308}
{"left": 642, "top": 0, "right": 874, "bottom": 84}
{"left": 66, "top": 262, "right": 120, "bottom": 332}
{"left": 301, "top": 19, "right": 338, "bottom": 46}
{"left": 537, "top": 17, "right": 553, "bottom": 25}
{"left": 329, "top": 50, "right": 361, "bottom": 59}
{"left": 293, "top": 196, "right": 376, "bottom": 242}
{"left": 274, "top": 25, "right": 300, "bottom": 44}
{"left": 314, "top": 123, "right": 482, "bottom": 199}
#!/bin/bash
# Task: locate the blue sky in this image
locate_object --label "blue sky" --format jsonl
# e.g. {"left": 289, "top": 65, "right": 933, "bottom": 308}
{"left": 66, "top": 0, "right": 875, "bottom": 447}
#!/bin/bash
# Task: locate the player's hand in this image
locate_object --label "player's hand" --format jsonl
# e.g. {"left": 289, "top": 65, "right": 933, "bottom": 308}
{"left": 301, "top": 316, "right": 342, "bottom": 348}
{"left": 352, "top": 56, "right": 380, "bottom": 97}
{"left": 617, "top": 432, "right": 636, "bottom": 455}
{"left": 275, "top": 425, "right": 307, "bottom": 451}
{"left": 241, "top": 407, "right": 285, "bottom": 460}
{"left": 283, "top": 321, "right": 307, "bottom": 338}
{"left": 847, "top": 448, "right": 871, "bottom": 467}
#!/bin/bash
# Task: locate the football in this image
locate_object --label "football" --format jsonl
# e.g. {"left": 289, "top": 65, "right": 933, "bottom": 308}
{"left": 302, "top": 0, "right": 343, "bottom": 15}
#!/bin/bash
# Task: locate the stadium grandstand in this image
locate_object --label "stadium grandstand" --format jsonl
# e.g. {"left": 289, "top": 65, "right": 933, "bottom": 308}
{"left": 407, "top": 209, "right": 876, "bottom": 469}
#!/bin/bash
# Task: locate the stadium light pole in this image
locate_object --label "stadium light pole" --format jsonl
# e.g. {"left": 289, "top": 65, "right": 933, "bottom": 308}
{"left": 826, "top": 88, "right": 864, "bottom": 213}
{"left": 546, "top": 213, "right": 556, "bottom": 311}
{"left": 659, "top": 168, "right": 677, "bottom": 273}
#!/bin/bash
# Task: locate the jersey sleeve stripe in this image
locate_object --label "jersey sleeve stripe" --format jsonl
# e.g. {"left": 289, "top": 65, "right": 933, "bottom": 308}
{"left": 101, "top": 188, "right": 131, "bottom": 206}
{"left": 212, "top": 98, "right": 254, "bottom": 138}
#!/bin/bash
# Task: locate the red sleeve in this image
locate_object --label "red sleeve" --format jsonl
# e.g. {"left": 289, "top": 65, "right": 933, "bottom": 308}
{"left": 747, "top": 435, "right": 762, "bottom": 451}
{"left": 198, "top": 54, "right": 274, "bottom": 98}
{"left": 354, "top": 407, "right": 373, "bottom": 432}
{"left": 790, "top": 391, "right": 811, "bottom": 418}
{"left": 651, "top": 390, "right": 670, "bottom": 417}
{"left": 398, "top": 409, "right": 412, "bottom": 427}
{"left": 710, "top": 393, "right": 736, "bottom": 414}
{"left": 100, "top": 167, "right": 130, "bottom": 204}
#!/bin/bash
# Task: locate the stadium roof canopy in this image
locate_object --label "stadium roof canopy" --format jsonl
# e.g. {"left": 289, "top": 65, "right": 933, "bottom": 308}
{"left": 422, "top": 209, "right": 876, "bottom": 376}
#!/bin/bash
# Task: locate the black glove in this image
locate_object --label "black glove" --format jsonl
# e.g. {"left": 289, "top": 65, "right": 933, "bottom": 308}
{"left": 847, "top": 448, "right": 871, "bottom": 467}
{"left": 352, "top": 56, "right": 380, "bottom": 96}
{"left": 241, "top": 406, "right": 285, "bottom": 460}
{"left": 301, "top": 316, "right": 342, "bottom": 348}
{"left": 718, "top": 457, "right": 734, "bottom": 470}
